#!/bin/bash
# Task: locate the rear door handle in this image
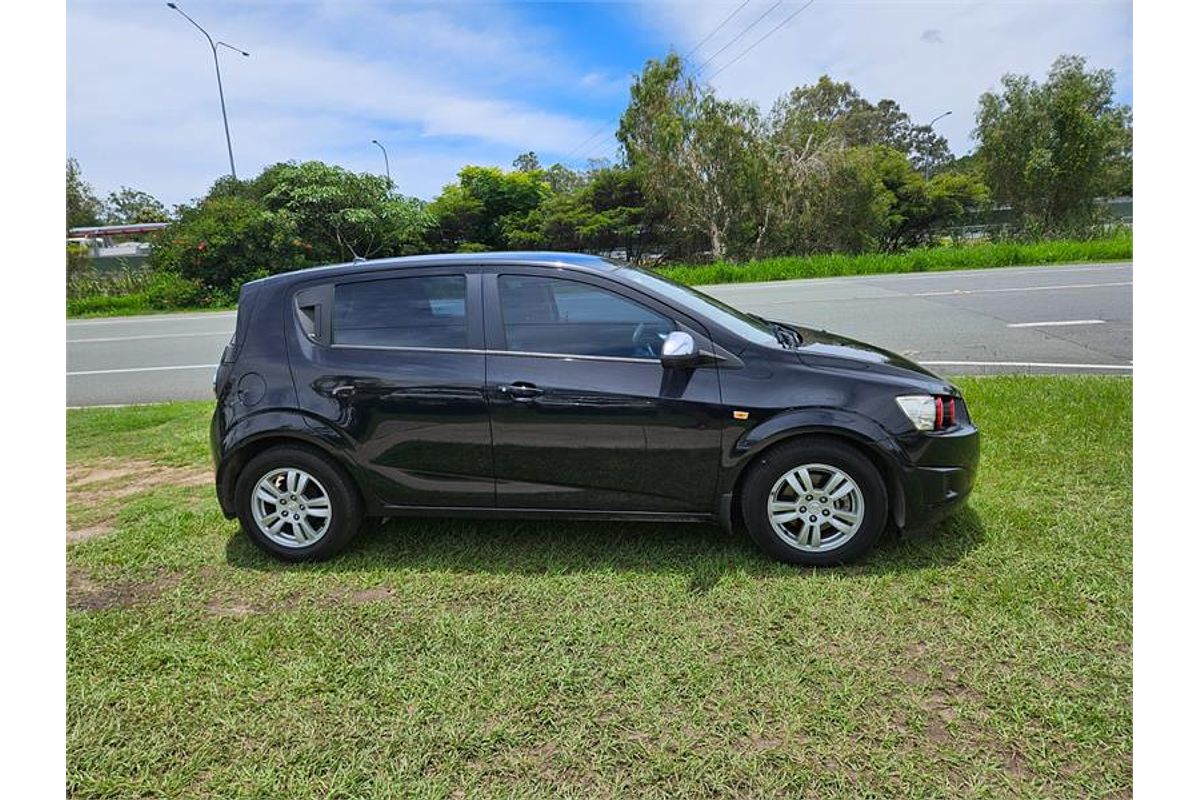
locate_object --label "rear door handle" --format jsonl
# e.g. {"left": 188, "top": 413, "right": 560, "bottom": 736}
{"left": 498, "top": 382, "right": 543, "bottom": 401}
{"left": 331, "top": 384, "right": 355, "bottom": 398}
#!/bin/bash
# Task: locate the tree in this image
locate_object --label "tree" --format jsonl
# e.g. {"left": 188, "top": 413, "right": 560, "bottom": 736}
{"left": 426, "top": 165, "right": 550, "bottom": 250}
{"left": 66, "top": 157, "right": 104, "bottom": 229}
{"left": 769, "top": 76, "right": 950, "bottom": 169}
{"left": 974, "top": 54, "right": 1131, "bottom": 231}
{"left": 618, "top": 53, "right": 769, "bottom": 260}
{"left": 253, "top": 161, "right": 431, "bottom": 261}
{"left": 104, "top": 187, "right": 169, "bottom": 224}
{"left": 149, "top": 160, "right": 433, "bottom": 301}
{"left": 512, "top": 151, "right": 542, "bottom": 173}
{"left": 868, "top": 147, "right": 989, "bottom": 250}
{"left": 502, "top": 165, "right": 659, "bottom": 260}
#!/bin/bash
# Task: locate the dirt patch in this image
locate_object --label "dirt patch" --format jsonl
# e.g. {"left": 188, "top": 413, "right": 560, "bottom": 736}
{"left": 348, "top": 586, "right": 395, "bottom": 603}
{"left": 67, "top": 565, "right": 180, "bottom": 611}
{"left": 66, "top": 458, "right": 210, "bottom": 541}
{"left": 204, "top": 599, "right": 263, "bottom": 618}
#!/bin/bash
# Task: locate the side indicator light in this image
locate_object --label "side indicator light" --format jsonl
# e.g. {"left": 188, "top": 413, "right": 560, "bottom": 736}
{"left": 732, "top": 410, "right": 750, "bottom": 420}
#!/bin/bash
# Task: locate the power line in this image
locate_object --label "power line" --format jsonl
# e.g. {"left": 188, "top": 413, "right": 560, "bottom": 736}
{"left": 708, "top": 0, "right": 817, "bottom": 80}
{"left": 561, "top": 1, "right": 817, "bottom": 167}
{"left": 682, "top": 0, "right": 751, "bottom": 61}
{"left": 559, "top": 1, "right": 756, "bottom": 166}
{"left": 693, "top": 1, "right": 784, "bottom": 76}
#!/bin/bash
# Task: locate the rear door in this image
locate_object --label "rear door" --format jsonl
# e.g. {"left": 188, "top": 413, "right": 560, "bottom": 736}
{"left": 288, "top": 267, "right": 494, "bottom": 508}
{"left": 483, "top": 269, "right": 726, "bottom": 513}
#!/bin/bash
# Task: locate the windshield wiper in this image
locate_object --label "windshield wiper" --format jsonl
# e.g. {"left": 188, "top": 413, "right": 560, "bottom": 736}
{"left": 768, "top": 321, "right": 802, "bottom": 348}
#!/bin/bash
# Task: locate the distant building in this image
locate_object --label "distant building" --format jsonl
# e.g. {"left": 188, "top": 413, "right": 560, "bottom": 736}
{"left": 67, "top": 222, "right": 169, "bottom": 272}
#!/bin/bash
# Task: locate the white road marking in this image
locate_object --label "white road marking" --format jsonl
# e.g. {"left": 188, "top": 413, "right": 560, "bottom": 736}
{"left": 922, "top": 360, "right": 1132, "bottom": 371}
{"left": 1006, "top": 319, "right": 1105, "bottom": 328}
{"left": 67, "top": 364, "right": 217, "bottom": 376}
{"left": 67, "top": 311, "right": 237, "bottom": 326}
{"left": 912, "top": 281, "right": 1131, "bottom": 297}
{"left": 864, "top": 262, "right": 1131, "bottom": 280}
{"left": 67, "top": 402, "right": 172, "bottom": 410}
{"left": 68, "top": 331, "right": 231, "bottom": 343}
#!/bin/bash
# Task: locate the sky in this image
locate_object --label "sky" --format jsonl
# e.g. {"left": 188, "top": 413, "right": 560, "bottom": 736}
{"left": 67, "top": 0, "right": 1132, "bottom": 207}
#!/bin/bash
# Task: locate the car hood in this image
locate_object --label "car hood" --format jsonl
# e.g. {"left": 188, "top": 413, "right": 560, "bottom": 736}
{"left": 780, "top": 323, "right": 947, "bottom": 383}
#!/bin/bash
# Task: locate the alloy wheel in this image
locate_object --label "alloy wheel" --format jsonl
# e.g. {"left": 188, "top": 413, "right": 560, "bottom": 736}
{"left": 251, "top": 468, "right": 333, "bottom": 548}
{"left": 766, "top": 463, "right": 865, "bottom": 552}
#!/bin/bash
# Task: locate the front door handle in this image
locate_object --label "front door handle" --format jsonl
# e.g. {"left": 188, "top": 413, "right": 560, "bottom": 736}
{"left": 498, "top": 382, "right": 543, "bottom": 402}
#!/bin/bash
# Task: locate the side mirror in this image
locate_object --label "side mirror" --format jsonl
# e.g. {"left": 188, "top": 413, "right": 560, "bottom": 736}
{"left": 660, "top": 331, "right": 699, "bottom": 368}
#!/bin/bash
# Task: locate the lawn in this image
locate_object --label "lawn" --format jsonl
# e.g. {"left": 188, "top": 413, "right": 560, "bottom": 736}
{"left": 66, "top": 376, "right": 1132, "bottom": 798}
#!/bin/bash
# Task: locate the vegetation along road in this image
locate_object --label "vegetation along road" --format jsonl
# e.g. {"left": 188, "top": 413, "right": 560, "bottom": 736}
{"left": 67, "top": 261, "right": 1132, "bottom": 406}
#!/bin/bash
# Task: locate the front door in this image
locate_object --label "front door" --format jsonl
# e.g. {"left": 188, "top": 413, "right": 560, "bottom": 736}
{"left": 483, "top": 270, "right": 725, "bottom": 513}
{"left": 289, "top": 269, "right": 494, "bottom": 508}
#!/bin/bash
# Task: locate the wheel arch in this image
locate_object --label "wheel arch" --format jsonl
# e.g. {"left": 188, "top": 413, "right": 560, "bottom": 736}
{"left": 216, "top": 412, "right": 366, "bottom": 518}
{"left": 722, "top": 421, "right": 907, "bottom": 534}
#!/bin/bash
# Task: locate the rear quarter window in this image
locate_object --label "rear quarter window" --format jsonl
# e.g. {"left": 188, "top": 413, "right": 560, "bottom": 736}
{"left": 334, "top": 275, "right": 467, "bottom": 349}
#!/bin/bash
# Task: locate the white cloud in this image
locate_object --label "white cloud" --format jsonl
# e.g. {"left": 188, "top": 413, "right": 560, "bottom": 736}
{"left": 67, "top": 0, "right": 607, "bottom": 204}
{"left": 637, "top": 0, "right": 1131, "bottom": 153}
{"left": 67, "top": 1, "right": 1133, "bottom": 207}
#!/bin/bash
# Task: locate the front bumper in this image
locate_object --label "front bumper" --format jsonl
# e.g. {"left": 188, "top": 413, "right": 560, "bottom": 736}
{"left": 892, "top": 423, "right": 980, "bottom": 530}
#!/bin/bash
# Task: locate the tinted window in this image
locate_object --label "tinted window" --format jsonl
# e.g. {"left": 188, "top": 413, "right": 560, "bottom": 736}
{"left": 614, "top": 265, "right": 778, "bottom": 347}
{"left": 334, "top": 275, "right": 467, "bottom": 348}
{"left": 499, "top": 275, "right": 673, "bottom": 358}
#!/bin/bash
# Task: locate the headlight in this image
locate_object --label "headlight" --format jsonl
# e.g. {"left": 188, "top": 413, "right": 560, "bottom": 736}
{"left": 895, "top": 395, "right": 937, "bottom": 431}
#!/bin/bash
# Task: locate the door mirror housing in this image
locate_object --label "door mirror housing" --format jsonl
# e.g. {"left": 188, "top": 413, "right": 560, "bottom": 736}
{"left": 660, "top": 331, "right": 700, "bottom": 368}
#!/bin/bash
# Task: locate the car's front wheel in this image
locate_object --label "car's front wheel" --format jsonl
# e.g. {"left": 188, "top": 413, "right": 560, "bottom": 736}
{"left": 741, "top": 437, "right": 888, "bottom": 566}
{"left": 234, "top": 445, "right": 363, "bottom": 561}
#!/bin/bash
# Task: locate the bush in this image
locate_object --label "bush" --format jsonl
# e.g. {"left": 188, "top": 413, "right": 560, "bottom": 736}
{"left": 145, "top": 272, "right": 208, "bottom": 310}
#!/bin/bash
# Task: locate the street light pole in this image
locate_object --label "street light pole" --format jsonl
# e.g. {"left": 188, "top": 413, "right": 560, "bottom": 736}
{"left": 924, "top": 110, "right": 952, "bottom": 179}
{"left": 371, "top": 140, "right": 391, "bottom": 186}
{"left": 167, "top": 2, "right": 250, "bottom": 180}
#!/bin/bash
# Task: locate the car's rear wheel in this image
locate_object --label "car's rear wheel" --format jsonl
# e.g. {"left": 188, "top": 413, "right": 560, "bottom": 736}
{"left": 235, "top": 446, "right": 363, "bottom": 561}
{"left": 741, "top": 438, "right": 887, "bottom": 566}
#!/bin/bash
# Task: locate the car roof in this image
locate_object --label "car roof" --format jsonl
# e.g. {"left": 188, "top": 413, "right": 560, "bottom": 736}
{"left": 247, "top": 251, "right": 621, "bottom": 289}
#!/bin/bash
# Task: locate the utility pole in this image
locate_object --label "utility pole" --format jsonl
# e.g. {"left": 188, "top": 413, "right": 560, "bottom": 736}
{"left": 371, "top": 140, "right": 391, "bottom": 186}
{"left": 925, "top": 110, "right": 953, "bottom": 180}
{"left": 167, "top": 2, "right": 250, "bottom": 180}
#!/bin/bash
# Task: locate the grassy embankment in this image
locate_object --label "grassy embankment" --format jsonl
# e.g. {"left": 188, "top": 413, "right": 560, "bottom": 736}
{"left": 67, "top": 375, "right": 1131, "bottom": 798}
{"left": 67, "top": 232, "right": 1132, "bottom": 318}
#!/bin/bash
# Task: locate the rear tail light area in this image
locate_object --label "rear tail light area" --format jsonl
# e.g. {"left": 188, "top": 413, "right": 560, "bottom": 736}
{"left": 896, "top": 394, "right": 962, "bottom": 432}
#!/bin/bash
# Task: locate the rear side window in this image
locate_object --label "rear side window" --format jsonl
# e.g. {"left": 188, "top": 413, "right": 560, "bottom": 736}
{"left": 334, "top": 275, "right": 467, "bottom": 349}
{"left": 498, "top": 275, "right": 673, "bottom": 359}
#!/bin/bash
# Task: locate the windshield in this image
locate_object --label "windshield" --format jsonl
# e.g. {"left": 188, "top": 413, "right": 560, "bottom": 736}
{"left": 613, "top": 264, "right": 779, "bottom": 347}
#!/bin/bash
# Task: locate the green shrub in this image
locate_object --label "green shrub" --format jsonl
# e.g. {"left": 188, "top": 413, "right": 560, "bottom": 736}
{"left": 144, "top": 272, "right": 207, "bottom": 310}
{"left": 67, "top": 293, "right": 152, "bottom": 317}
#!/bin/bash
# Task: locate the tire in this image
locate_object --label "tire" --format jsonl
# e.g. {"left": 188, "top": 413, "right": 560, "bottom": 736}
{"left": 234, "top": 445, "right": 363, "bottom": 562}
{"left": 740, "top": 437, "right": 888, "bottom": 566}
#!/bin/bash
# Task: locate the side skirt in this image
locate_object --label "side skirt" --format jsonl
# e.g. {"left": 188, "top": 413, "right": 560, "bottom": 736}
{"left": 373, "top": 505, "right": 715, "bottom": 524}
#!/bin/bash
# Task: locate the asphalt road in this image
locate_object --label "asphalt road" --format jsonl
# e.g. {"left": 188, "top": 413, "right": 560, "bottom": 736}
{"left": 66, "top": 261, "right": 1132, "bottom": 407}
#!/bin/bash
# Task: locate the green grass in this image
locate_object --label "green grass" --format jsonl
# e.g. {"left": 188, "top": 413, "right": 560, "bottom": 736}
{"left": 66, "top": 294, "right": 235, "bottom": 319}
{"left": 67, "top": 376, "right": 1131, "bottom": 798}
{"left": 657, "top": 232, "right": 1133, "bottom": 286}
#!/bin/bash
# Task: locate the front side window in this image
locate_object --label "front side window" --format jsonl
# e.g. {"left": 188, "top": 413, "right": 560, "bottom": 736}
{"left": 334, "top": 275, "right": 467, "bottom": 348}
{"left": 498, "top": 275, "right": 674, "bottom": 359}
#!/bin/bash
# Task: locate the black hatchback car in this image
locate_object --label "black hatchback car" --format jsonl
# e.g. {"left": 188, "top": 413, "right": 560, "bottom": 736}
{"left": 211, "top": 252, "right": 978, "bottom": 566}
